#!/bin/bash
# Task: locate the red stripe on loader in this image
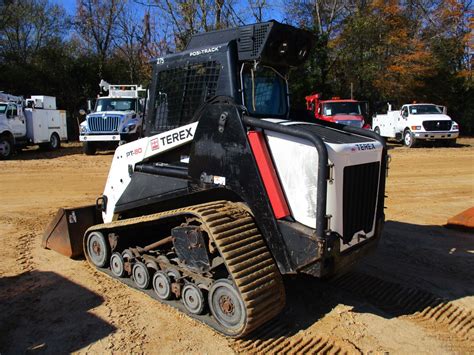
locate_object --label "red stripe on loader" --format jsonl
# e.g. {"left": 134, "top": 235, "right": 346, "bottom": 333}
{"left": 248, "top": 131, "right": 290, "bottom": 219}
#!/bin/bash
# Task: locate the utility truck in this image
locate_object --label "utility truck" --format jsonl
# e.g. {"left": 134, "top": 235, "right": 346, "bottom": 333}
{"left": 43, "top": 21, "right": 388, "bottom": 337}
{"left": 372, "top": 103, "right": 459, "bottom": 147}
{"left": 0, "top": 93, "right": 67, "bottom": 159}
{"left": 305, "top": 93, "right": 369, "bottom": 129}
{"left": 79, "top": 80, "right": 146, "bottom": 155}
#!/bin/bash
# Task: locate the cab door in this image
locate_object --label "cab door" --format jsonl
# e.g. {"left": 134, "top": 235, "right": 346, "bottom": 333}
{"left": 395, "top": 106, "right": 408, "bottom": 132}
{"left": 7, "top": 104, "right": 26, "bottom": 137}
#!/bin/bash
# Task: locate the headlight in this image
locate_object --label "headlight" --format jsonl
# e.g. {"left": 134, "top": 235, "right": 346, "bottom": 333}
{"left": 411, "top": 126, "right": 421, "bottom": 130}
{"left": 452, "top": 122, "right": 459, "bottom": 130}
{"left": 80, "top": 124, "right": 88, "bottom": 133}
{"left": 122, "top": 124, "right": 136, "bottom": 133}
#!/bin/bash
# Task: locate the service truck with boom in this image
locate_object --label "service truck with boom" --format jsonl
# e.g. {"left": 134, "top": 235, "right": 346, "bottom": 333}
{"left": 0, "top": 93, "right": 67, "bottom": 159}
{"left": 79, "top": 80, "right": 146, "bottom": 155}
{"left": 43, "top": 21, "right": 388, "bottom": 337}
{"left": 305, "top": 93, "right": 369, "bottom": 129}
{"left": 372, "top": 103, "right": 459, "bottom": 147}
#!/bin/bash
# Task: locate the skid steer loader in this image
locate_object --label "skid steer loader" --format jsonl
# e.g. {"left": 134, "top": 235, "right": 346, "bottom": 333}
{"left": 43, "top": 21, "right": 388, "bottom": 337}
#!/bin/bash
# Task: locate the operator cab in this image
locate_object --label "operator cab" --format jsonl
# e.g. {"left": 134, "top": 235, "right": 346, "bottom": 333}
{"left": 145, "top": 21, "right": 313, "bottom": 137}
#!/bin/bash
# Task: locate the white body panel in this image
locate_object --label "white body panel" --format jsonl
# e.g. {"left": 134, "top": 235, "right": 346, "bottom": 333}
{"left": 30, "top": 96, "right": 56, "bottom": 109}
{"left": 24, "top": 108, "right": 67, "bottom": 143}
{"left": 264, "top": 120, "right": 383, "bottom": 250}
{"left": 373, "top": 104, "right": 459, "bottom": 140}
{"left": 266, "top": 131, "right": 319, "bottom": 228}
{"left": 102, "top": 122, "right": 198, "bottom": 223}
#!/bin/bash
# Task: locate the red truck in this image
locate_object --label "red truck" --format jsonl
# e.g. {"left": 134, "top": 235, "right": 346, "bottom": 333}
{"left": 305, "top": 93, "right": 369, "bottom": 129}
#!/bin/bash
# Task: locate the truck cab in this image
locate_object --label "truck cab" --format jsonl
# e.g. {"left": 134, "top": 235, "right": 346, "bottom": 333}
{"left": 306, "top": 93, "right": 368, "bottom": 129}
{"left": 1, "top": 102, "right": 26, "bottom": 136}
{"left": 372, "top": 103, "right": 459, "bottom": 147}
{"left": 79, "top": 81, "right": 146, "bottom": 155}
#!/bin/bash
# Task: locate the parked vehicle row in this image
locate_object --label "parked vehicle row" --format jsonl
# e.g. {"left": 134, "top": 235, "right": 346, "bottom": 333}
{"left": 0, "top": 93, "right": 68, "bottom": 159}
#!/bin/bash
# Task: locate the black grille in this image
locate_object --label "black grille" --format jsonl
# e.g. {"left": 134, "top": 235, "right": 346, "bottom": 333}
{"left": 153, "top": 61, "right": 220, "bottom": 132}
{"left": 88, "top": 115, "right": 121, "bottom": 132}
{"left": 422, "top": 120, "right": 452, "bottom": 131}
{"left": 342, "top": 162, "right": 380, "bottom": 244}
{"left": 252, "top": 23, "right": 270, "bottom": 57}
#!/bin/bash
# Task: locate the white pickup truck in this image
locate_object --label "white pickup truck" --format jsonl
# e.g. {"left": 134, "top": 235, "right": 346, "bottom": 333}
{"left": 0, "top": 94, "right": 68, "bottom": 159}
{"left": 372, "top": 103, "right": 459, "bottom": 147}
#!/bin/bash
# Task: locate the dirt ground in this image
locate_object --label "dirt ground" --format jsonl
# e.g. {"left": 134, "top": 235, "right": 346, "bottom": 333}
{"left": 0, "top": 138, "right": 473, "bottom": 354}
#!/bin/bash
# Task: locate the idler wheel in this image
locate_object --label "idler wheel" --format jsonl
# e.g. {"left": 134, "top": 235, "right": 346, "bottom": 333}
{"left": 182, "top": 283, "right": 205, "bottom": 315}
{"left": 132, "top": 261, "right": 151, "bottom": 289}
{"left": 153, "top": 271, "right": 172, "bottom": 300}
{"left": 208, "top": 279, "right": 246, "bottom": 333}
{"left": 110, "top": 252, "right": 126, "bottom": 277}
{"left": 86, "top": 231, "right": 110, "bottom": 268}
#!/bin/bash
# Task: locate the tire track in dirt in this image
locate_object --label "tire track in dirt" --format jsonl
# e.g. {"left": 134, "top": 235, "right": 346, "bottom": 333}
{"left": 16, "top": 232, "right": 36, "bottom": 272}
{"left": 231, "top": 318, "right": 361, "bottom": 354}
{"left": 87, "top": 265, "right": 147, "bottom": 353}
{"left": 332, "top": 272, "right": 473, "bottom": 351}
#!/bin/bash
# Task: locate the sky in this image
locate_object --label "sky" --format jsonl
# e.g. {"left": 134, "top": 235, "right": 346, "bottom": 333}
{"left": 51, "top": 0, "right": 286, "bottom": 23}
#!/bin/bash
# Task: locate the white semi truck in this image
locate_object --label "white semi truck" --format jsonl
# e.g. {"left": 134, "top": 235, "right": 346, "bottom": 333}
{"left": 79, "top": 80, "right": 146, "bottom": 155}
{"left": 372, "top": 103, "right": 459, "bottom": 147}
{"left": 0, "top": 93, "right": 68, "bottom": 159}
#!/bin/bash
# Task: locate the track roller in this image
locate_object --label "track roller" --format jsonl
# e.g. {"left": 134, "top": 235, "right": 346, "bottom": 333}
{"left": 110, "top": 252, "right": 126, "bottom": 277}
{"left": 153, "top": 271, "right": 173, "bottom": 300}
{"left": 133, "top": 261, "right": 151, "bottom": 289}
{"left": 182, "top": 283, "right": 206, "bottom": 315}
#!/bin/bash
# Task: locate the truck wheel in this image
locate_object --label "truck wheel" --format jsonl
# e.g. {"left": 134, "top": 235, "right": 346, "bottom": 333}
{"left": 48, "top": 133, "right": 60, "bottom": 150}
{"left": 83, "top": 141, "right": 96, "bottom": 155}
{"left": 0, "top": 135, "right": 13, "bottom": 160}
{"left": 403, "top": 130, "right": 417, "bottom": 148}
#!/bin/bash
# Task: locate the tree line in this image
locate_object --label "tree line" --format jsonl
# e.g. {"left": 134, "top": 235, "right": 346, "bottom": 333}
{"left": 0, "top": 0, "right": 472, "bottom": 136}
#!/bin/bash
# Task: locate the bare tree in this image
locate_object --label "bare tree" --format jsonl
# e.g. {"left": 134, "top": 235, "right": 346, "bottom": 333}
{"left": 140, "top": 0, "right": 239, "bottom": 49}
{"left": 75, "top": 0, "right": 125, "bottom": 75}
{"left": 115, "top": 7, "right": 170, "bottom": 82}
{"left": 0, "top": 0, "right": 68, "bottom": 63}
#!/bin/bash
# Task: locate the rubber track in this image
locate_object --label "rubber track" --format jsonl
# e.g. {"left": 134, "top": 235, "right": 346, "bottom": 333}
{"left": 332, "top": 272, "right": 474, "bottom": 342}
{"left": 232, "top": 319, "right": 361, "bottom": 354}
{"left": 85, "top": 200, "right": 286, "bottom": 337}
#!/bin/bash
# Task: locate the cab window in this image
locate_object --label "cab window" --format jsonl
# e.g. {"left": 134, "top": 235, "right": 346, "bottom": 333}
{"left": 7, "top": 105, "right": 18, "bottom": 118}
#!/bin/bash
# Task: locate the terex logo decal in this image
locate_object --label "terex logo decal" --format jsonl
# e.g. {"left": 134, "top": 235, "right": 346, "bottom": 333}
{"left": 160, "top": 127, "right": 194, "bottom": 146}
{"left": 151, "top": 138, "right": 159, "bottom": 151}
{"left": 354, "top": 143, "right": 376, "bottom": 151}
{"left": 126, "top": 147, "right": 143, "bottom": 158}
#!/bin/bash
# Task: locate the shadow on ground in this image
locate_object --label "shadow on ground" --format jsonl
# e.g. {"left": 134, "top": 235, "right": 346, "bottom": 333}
{"left": 0, "top": 270, "right": 115, "bottom": 353}
{"left": 240, "top": 220, "right": 474, "bottom": 341}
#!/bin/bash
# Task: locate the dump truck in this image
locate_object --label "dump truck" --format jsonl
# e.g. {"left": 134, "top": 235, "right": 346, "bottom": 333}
{"left": 372, "top": 103, "right": 459, "bottom": 147}
{"left": 43, "top": 21, "right": 388, "bottom": 337}
{"left": 0, "top": 93, "right": 67, "bottom": 159}
{"left": 79, "top": 80, "right": 146, "bottom": 155}
{"left": 305, "top": 93, "right": 369, "bottom": 129}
